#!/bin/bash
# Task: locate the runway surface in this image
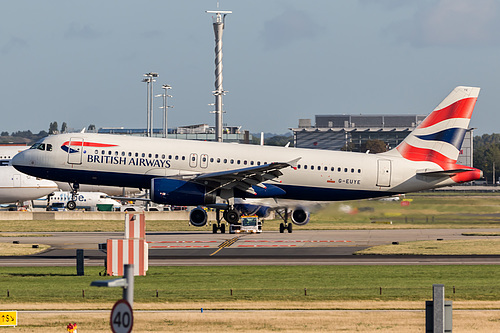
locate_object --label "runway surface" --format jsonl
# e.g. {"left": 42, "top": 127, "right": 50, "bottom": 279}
{"left": 1, "top": 228, "right": 500, "bottom": 266}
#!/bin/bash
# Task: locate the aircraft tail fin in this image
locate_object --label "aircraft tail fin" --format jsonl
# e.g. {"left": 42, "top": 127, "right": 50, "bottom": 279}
{"left": 392, "top": 86, "right": 480, "bottom": 168}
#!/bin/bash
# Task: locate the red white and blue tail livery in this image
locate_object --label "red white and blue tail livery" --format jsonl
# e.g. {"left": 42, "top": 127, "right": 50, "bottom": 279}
{"left": 11, "top": 86, "right": 483, "bottom": 230}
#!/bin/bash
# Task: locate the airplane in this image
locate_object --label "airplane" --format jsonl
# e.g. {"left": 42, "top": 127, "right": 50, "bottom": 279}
{"left": 0, "top": 164, "right": 58, "bottom": 206}
{"left": 12, "top": 86, "right": 483, "bottom": 232}
{"left": 33, "top": 190, "right": 122, "bottom": 211}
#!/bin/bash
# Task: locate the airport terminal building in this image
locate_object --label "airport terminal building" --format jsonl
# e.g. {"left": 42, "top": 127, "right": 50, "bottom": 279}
{"left": 292, "top": 114, "right": 474, "bottom": 167}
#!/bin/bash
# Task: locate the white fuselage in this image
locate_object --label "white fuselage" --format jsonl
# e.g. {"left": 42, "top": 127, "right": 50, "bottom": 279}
{"left": 0, "top": 165, "right": 58, "bottom": 204}
{"left": 11, "top": 133, "right": 459, "bottom": 203}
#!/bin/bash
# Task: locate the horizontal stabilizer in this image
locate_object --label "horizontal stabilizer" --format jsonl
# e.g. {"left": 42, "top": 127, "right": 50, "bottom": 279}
{"left": 417, "top": 168, "right": 476, "bottom": 177}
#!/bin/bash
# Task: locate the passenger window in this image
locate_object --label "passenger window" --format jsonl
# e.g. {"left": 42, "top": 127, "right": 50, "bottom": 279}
{"left": 351, "top": 168, "right": 354, "bottom": 173}
{"left": 135, "top": 152, "right": 139, "bottom": 157}
{"left": 217, "top": 158, "right": 221, "bottom": 163}
{"left": 142, "top": 153, "right": 145, "bottom": 157}
{"left": 358, "top": 169, "right": 361, "bottom": 173}
{"left": 324, "top": 166, "right": 327, "bottom": 171}
{"left": 203, "top": 157, "right": 207, "bottom": 162}
{"left": 344, "top": 168, "right": 348, "bottom": 172}
{"left": 237, "top": 160, "right": 240, "bottom": 164}
{"left": 161, "top": 154, "right": 165, "bottom": 159}
{"left": 108, "top": 151, "right": 112, "bottom": 155}
{"left": 95, "top": 150, "right": 98, "bottom": 154}
{"left": 168, "top": 155, "right": 172, "bottom": 159}
{"left": 210, "top": 158, "right": 214, "bottom": 163}
{"left": 257, "top": 161, "right": 261, "bottom": 166}
{"left": 304, "top": 165, "right": 308, "bottom": 170}
{"left": 192, "top": 156, "right": 195, "bottom": 162}
{"left": 175, "top": 156, "right": 179, "bottom": 160}
{"left": 331, "top": 167, "right": 334, "bottom": 171}
{"left": 224, "top": 159, "right": 227, "bottom": 163}
{"left": 102, "top": 150, "right": 105, "bottom": 155}
{"left": 155, "top": 154, "right": 158, "bottom": 158}
{"left": 115, "top": 151, "right": 119, "bottom": 156}
{"left": 311, "top": 165, "right": 314, "bottom": 170}
{"left": 297, "top": 164, "right": 301, "bottom": 169}
{"left": 230, "top": 159, "right": 234, "bottom": 164}
{"left": 182, "top": 156, "right": 185, "bottom": 161}
{"left": 244, "top": 160, "right": 247, "bottom": 165}
{"left": 148, "top": 153, "right": 152, "bottom": 158}
{"left": 318, "top": 166, "right": 321, "bottom": 171}
{"left": 338, "top": 167, "right": 341, "bottom": 172}
{"left": 250, "top": 161, "right": 254, "bottom": 166}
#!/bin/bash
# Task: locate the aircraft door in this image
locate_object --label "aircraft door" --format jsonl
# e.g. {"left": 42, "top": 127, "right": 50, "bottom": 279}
{"left": 200, "top": 154, "right": 208, "bottom": 169}
{"left": 67, "top": 138, "right": 84, "bottom": 165}
{"left": 189, "top": 153, "right": 198, "bottom": 168}
{"left": 376, "top": 159, "right": 392, "bottom": 187}
{"left": 13, "top": 174, "right": 21, "bottom": 187}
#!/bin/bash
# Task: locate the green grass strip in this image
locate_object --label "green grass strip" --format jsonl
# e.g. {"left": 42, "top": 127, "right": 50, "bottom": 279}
{"left": 1, "top": 265, "right": 500, "bottom": 304}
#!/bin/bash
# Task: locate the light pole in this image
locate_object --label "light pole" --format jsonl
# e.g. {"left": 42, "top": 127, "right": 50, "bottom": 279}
{"left": 155, "top": 84, "right": 173, "bottom": 138}
{"left": 141, "top": 78, "right": 151, "bottom": 136}
{"left": 143, "top": 72, "right": 158, "bottom": 137}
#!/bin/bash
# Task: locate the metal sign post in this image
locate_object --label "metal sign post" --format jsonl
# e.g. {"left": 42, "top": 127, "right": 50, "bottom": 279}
{"left": 91, "top": 264, "right": 134, "bottom": 333}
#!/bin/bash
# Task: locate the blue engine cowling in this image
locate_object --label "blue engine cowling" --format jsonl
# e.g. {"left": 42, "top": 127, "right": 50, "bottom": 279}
{"left": 151, "top": 178, "right": 216, "bottom": 206}
{"left": 234, "top": 203, "right": 272, "bottom": 218}
{"left": 291, "top": 207, "right": 310, "bottom": 225}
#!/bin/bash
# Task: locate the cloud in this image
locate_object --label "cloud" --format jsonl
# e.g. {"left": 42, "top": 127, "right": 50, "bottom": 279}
{"left": 387, "top": 0, "right": 500, "bottom": 47}
{"left": 261, "top": 9, "right": 324, "bottom": 50}
{"left": 64, "top": 23, "right": 101, "bottom": 40}
{"left": 1, "top": 37, "right": 27, "bottom": 55}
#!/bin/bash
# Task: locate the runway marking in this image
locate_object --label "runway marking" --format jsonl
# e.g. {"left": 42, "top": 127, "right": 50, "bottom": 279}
{"left": 150, "top": 245, "right": 211, "bottom": 248}
{"left": 147, "top": 241, "right": 218, "bottom": 244}
{"left": 210, "top": 236, "right": 241, "bottom": 256}
{"left": 238, "top": 245, "right": 298, "bottom": 247}
{"left": 241, "top": 240, "right": 352, "bottom": 243}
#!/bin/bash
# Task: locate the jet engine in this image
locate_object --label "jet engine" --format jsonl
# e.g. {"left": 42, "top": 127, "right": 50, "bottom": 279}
{"left": 151, "top": 178, "right": 216, "bottom": 206}
{"left": 290, "top": 207, "right": 310, "bottom": 225}
{"left": 189, "top": 207, "right": 208, "bottom": 227}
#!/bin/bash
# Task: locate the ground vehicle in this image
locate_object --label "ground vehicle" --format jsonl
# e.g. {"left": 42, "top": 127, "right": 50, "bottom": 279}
{"left": 229, "top": 216, "right": 262, "bottom": 234}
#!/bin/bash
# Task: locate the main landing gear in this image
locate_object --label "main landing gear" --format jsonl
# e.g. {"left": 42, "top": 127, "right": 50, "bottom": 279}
{"left": 212, "top": 209, "right": 226, "bottom": 234}
{"left": 276, "top": 209, "right": 293, "bottom": 233}
{"left": 67, "top": 183, "right": 79, "bottom": 210}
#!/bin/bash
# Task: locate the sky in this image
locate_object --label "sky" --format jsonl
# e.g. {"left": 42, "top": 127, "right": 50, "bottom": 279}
{"left": 1, "top": 0, "right": 500, "bottom": 136}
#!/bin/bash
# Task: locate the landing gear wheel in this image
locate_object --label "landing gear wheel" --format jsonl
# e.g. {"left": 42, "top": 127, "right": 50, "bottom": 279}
{"left": 287, "top": 223, "right": 293, "bottom": 233}
{"left": 67, "top": 200, "right": 76, "bottom": 210}
{"left": 224, "top": 210, "right": 240, "bottom": 224}
{"left": 220, "top": 224, "right": 226, "bottom": 234}
{"left": 279, "top": 223, "right": 285, "bottom": 233}
{"left": 212, "top": 224, "right": 218, "bottom": 234}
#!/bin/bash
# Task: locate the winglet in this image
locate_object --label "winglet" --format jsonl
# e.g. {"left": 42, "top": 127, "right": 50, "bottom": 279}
{"left": 287, "top": 157, "right": 302, "bottom": 169}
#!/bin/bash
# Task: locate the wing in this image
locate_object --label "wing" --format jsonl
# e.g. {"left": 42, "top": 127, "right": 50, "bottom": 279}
{"left": 176, "top": 157, "right": 301, "bottom": 196}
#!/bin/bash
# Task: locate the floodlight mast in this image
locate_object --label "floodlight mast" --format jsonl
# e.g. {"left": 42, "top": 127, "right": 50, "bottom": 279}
{"left": 206, "top": 9, "right": 232, "bottom": 142}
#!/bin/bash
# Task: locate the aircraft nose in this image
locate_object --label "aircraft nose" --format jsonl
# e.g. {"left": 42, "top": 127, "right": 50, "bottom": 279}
{"left": 11, "top": 150, "right": 27, "bottom": 170}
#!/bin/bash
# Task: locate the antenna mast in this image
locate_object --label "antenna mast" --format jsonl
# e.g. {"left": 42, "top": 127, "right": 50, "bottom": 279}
{"left": 206, "top": 8, "right": 232, "bottom": 142}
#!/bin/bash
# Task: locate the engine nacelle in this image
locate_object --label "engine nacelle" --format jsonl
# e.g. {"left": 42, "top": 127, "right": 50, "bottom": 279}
{"left": 291, "top": 208, "right": 310, "bottom": 226}
{"left": 190, "top": 207, "right": 208, "bottom": 227}
{"left": 151, "top": 178, "right": 216, "bottom": 206}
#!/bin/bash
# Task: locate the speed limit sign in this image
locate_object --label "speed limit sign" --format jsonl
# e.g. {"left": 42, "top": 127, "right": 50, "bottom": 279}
{"left": 110, "top": 299, "right": 133, "bottom": 333}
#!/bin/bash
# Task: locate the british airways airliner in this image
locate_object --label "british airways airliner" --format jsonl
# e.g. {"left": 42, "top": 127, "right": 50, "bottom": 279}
{"left": 12, "top": 86, "right": 483, "bottom": 232}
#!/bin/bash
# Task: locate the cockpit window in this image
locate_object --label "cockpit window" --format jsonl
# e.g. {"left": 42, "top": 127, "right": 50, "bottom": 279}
{"left": 47, "top": 144, "right": 52, "bottom": 151}
{"left": 30, "top": 143, "right": 47, "bottom": 151}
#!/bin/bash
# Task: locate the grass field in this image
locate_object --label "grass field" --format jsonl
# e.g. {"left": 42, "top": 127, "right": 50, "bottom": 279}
{"left": 1, "top": 265, "right": 500, "bottom": 306}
